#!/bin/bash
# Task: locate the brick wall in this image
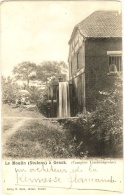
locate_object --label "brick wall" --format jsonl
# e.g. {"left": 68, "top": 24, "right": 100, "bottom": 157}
{"left": 85, "top": 38, "right": 122, "bottom": 111}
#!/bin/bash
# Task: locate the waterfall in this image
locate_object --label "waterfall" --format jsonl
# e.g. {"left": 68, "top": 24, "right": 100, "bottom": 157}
{"left": 58, "top": 82, "right": 70, "bottom": 118}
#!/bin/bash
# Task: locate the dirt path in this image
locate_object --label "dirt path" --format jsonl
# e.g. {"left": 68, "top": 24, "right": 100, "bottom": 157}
{"left": 2, "top": 116, "right": 45, "bottom": 147}
{"left": 2, "top": 117, "right": 28, "bottom": 147}
{"left": 2, "top": 116, "right": 44, "bottom": 146}
{"left": 2, "top": 104, "right": 47, "bottom": 158}
{"left": 2, "top": 116, "right": 45, "bottom": 158}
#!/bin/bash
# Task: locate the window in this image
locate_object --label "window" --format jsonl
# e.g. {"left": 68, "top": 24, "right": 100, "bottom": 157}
{"left": 107, "top": 51, "right": 122, "bottom": 74}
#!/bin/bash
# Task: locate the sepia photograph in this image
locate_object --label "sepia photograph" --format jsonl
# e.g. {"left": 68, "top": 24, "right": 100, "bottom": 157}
{"left": 1, "top": 0, "right": 123, "bottom": 194}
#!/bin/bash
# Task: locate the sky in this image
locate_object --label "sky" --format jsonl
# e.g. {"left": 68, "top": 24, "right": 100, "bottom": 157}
{"left": 1, "top": 0, "right": 121, "bottom": 77}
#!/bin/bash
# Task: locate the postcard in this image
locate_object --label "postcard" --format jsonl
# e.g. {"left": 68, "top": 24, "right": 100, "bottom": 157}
{"left": 1, "top": 0, "right": 123, "bottom": 194}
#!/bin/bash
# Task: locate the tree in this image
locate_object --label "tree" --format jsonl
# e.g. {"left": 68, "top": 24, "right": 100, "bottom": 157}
{"left": 36, "top": 61, "right": 68, "bottom": 82}
{"left": 2, "top": 76, "right": 20, "bottom": 103}
{"left": 13, "top": 61, "right": 37, "bottom": 88}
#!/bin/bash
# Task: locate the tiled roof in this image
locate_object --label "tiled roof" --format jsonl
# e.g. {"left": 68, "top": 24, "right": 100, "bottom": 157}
{"left": 69, "top": 11, "right": 122, "bottom": 43}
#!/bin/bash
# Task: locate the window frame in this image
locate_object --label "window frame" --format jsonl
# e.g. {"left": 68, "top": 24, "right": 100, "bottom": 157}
{"left": 107, "top": 51, "right": 122, "bottom": 75}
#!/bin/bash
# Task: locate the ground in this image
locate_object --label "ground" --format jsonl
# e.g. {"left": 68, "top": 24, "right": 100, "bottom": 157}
{"left": 2, "top": 104, "right": 44, "bottom": 158}
{"left": 2, "top": 104, "right": 74, "bottom": 159}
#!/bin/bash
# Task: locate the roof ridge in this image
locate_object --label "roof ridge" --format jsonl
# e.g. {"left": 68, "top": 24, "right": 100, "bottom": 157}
{"left": 93, "top": 10, "right": 120, "bottom": 12}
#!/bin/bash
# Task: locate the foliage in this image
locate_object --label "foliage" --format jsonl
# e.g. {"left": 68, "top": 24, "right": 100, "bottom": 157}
{"left": 2, "top": 76, "right": 20, "bottom": 103}
{"left": 2, "top": 75, "right": 122, "bottom": 158}
{"left": 3, "top": 118, "right": 79, "bottom": 158}
{"left": 28, "top": 86, "right": 42, "bottom": 103}
{"left": 62, "top": 76, "right": 123, "bottom": 157}
{"left": 36, "top": 88, "right": 48, "bottom": 116}
{"left": 36, "top": 61, "right": 68, "bottom": 82}
{"left": 13, "top": 61, "right": 37, "bottom": 88}
{"left": 27, "top": 85, "right": 48, "bottom": 115}
{"left": 6, "top": 60, "right": 68, "bottom": 115}
{"left": 12, "top": 60, "right": 68, "bottom": 108}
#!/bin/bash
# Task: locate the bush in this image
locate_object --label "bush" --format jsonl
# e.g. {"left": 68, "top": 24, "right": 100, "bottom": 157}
{"left": 27, "top": 86, "right": 47, "bottom": 115}
{"left": 36, "top": 94, "right": 48, "bottom": 116}
{"left": 2, "top": 76, "right": 20, "bottom": 103}
{"left": 62, "top": 76, "right": 123, "bottom": 158}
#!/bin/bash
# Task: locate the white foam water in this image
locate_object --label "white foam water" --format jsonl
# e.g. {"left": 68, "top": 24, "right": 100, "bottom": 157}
{"left": 58, "top": 82, "right": 70, "bottom": 118}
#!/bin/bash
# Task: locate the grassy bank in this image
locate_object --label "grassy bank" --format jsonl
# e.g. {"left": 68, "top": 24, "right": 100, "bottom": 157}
{"left": 3, "top": 119, "right": 78, "bottom": 159}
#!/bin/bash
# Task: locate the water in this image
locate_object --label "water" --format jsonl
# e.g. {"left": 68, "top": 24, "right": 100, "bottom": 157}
{"left": 58, "top": 82, "right": 70, "bottom": 118}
